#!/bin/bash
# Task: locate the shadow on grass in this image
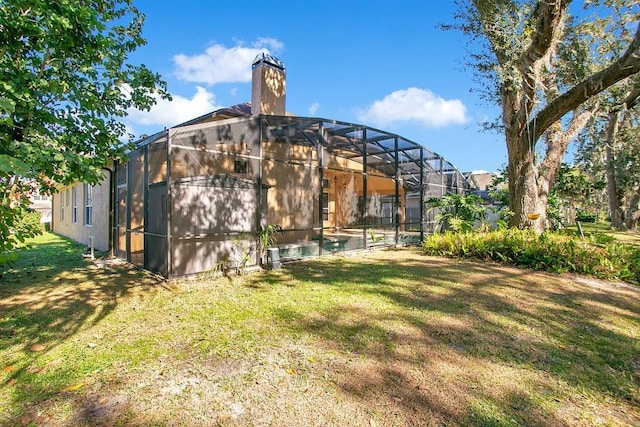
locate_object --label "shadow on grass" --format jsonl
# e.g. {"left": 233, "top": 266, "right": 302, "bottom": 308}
{"left": 260, "top": 250, "right": 640, "bottom": 425}
{"left": 0, "top": 233, "right": 164, "bottom": 424}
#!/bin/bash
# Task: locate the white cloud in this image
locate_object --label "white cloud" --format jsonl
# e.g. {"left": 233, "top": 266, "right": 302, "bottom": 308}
{"left": 255, "top": 37, "right": 284, "bottom": 52}
{"left": 308, "top": 102, "right": 320, "bottom": 116}
{"left": 173, "top": 38, "right": 284, "bottom": 85}
{"left": 118, "top": 122, "right": 136, "bottom": 143}
{"left": 358, "top": 87, "right": 469, "bottom": 128}
{"left": 126, "top": 86, "right": 220, "bottom": 127}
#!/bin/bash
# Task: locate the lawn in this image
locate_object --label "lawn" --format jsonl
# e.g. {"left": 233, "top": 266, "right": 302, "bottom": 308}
{"left": 568, "top": 221, "right": 640, "bottom": 246}
{"left": 1, "top": 233, "right": 639, "bottom": 426}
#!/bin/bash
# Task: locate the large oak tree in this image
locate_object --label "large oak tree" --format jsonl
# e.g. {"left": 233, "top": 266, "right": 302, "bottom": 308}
{"left": 0, "top": 0, "right": 169, "bottom": 256}
{"left": 454, "top": 0, "right": 640, "bottom": 231}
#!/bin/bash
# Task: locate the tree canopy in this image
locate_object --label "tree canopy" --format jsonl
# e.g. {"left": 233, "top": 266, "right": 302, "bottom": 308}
{"left": 576, "top": 75, "right": 640, "bottom": 229}
{"left": 0, "top": 0, "right": 169, "bottom": 256}
{"left": 450, "top": 0, "right": 640, "bottom": 231}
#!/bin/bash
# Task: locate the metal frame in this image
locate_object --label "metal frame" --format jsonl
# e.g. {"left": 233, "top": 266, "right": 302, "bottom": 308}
{"left": 117, "top": 112, "right": 471, "bottom": 278}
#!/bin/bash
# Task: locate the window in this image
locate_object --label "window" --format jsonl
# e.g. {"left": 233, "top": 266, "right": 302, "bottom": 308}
{"left": 322, "top": 178, "right": 330, "bottom": 189}
{"left": 72, "top": 186, "right": 78, "bottom": 223}
{"left": 65, "top": 188, "right": 70, "bottom": 206}
{"left": 234, "top": 160, "right": 248, "bottom": 174}
{"left": 322, "top": 192, "right": 329, "bottom": 221}
{"left": 84, "top": 184, "right": 93, "bottom": 226}
{"left": 32, "top": 189, "right": 49, "bottom": 201}
{"left": 60, "top": 194, "right": 64, "bottom": 221}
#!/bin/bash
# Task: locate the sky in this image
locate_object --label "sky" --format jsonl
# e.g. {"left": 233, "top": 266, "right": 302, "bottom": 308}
{"left": 124, "top": 0, "right": 506, "bottom": 174}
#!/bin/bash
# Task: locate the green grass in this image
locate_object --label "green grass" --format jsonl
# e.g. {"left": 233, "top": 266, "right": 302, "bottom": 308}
{"left": 567, "top": 221, "right": 640, "bottom": 246}
{"left": 1, "top": 233, "right": 639, "bottom": 426}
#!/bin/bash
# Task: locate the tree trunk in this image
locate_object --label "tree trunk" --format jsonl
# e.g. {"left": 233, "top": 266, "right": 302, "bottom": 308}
{"left": 606, "top": 145, "right": 624, "bottom": 229}
{"left": 604, "top": 111, "right": 624, "bottom": 229}
{"left": 624, "top": 187, "right": 640, "bottom": 230}
{"left": 507, "top": 129, "right": 545, "bottom": 232}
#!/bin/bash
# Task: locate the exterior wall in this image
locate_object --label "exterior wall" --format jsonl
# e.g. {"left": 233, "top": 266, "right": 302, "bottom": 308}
{"left": 329, "top": 172, "right": 406, "bottom": 229}
{"left": 29, "top": 188, "right": 52, "bottom": 224}
{"left": 262, "top": 141, "right": 319, "bottom": 242}
{"left": 168, "top": 118, "right": 262, "bottom": 277}
{"left": 51, "top": 172, "right": 110, "bottom": 252}
{"left": 170, "top": 183, "right": 258, "bottom": 277}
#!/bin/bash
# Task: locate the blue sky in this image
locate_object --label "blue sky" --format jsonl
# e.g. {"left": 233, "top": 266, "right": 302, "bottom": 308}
{"left": 124, "top": 0, "right": 506, "bottom": 173}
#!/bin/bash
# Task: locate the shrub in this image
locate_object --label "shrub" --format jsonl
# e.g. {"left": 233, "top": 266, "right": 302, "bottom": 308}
{"left": 423, "top": 229, "right": 640, "bottom": 284}
{"left": 0, "top": 209, "right": 44, "bottom": 267}
{"left": 426, "top": 193, "right": 487, "bottom": 232}
{"left": 13, "top": 210, "right": 44, "bottom": 238}
{"left": 576, "top": 210, "right": 597, "bottom": 223}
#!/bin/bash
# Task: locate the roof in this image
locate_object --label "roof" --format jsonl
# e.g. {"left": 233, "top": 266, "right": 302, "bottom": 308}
{"left": 257, "top": 115, "right": 470, "bottom": 192}
{"left": 464, "top": 171, "right": 496, "bottom": 191}
{"left": 134, "top": 103, "right": 252, "bottom": 148}
{"left": 174, "top": 103, "right": 252, "bottom": 128}
{"left": 133, "top": 108, "right": 471, "bottom": 194}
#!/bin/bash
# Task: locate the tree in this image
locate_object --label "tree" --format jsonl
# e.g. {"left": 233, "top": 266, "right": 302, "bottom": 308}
{"left": 599, "top": 83, "right": 639, "bottom": 228}
{"left": 620, "top": 125, "right": 640, "bottom": 230}
{"left": 551, "top": 162, "right": 605, "bottom": 226}
{"left": 576, "top": 81, "right": 640, "bottom": 229}
{"left": 553, "top": 164, "right": 597, "bottom": 210}
{"left": 0, "top": 0, "right": 169, "bottom": 256}
{"left": 451, "top": 0, "right": 640, "bottom": 232}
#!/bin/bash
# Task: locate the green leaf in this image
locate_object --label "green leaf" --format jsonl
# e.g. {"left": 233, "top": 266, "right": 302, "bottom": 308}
{"left": 0, "top": 97, "right": 15, "bottom": 113}
{"left": 0, "top": 155, "right": 30, "bottom": 175}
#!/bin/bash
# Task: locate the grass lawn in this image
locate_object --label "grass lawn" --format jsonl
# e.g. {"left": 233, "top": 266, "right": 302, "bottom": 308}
{"left": 1, "top": 232, "right": 639, "bottom": 426}
{"left": 567, "top": 221, "right": 640, "bottom": 246}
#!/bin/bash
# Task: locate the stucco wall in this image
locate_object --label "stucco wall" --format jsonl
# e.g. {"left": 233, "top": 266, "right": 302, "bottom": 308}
{"left": 51, "top": 172, "right": 110, "bottom": 252}
{"left": 170, "top": 182, "right": 259, "bottom": 277}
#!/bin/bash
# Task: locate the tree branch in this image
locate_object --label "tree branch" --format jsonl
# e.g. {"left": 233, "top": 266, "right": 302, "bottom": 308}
{"left": 621, "top": 84, "right": 640, "bottom": 111}
{"left": 527, "top": 23, "right": 640, "bottom": 144}
{"left": 518, "top": 0, "right": 569, "bottom": 129}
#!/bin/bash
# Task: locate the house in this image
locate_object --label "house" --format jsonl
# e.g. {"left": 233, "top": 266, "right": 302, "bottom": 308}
{"left": 464, "top": 170, "right": 499, "bottom": 202}
{"left": 51, "top": 175, "right": 111, "bottom": 252}
{"left": 29, "top": 187, "right": 52, "bottom": 226}
{"left": 52, "top": 54, "right": 470, "bottom": 278}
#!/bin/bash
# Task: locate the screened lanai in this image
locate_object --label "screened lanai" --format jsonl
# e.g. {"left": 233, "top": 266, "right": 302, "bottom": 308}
{"left": 113, "top": 113, "right": 470, "bottom": 278}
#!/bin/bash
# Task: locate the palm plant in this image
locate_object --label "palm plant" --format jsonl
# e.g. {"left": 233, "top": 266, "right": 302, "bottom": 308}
{"left": 427, "top": 194, "right": 487, "bottom": 232}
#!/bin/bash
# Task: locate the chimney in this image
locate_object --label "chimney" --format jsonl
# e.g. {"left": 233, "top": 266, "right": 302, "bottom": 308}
{"left": 251, "top": 53, "right": 286, "bottom": 116}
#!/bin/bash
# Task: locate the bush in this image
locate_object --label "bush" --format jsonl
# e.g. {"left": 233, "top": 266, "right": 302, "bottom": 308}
{"left": 13, "top": 210, "right": 44, "bottom": 238}
{"left": 0, "top": 209, "right": 44, "bottom": 267}
{"left": 426, "top": 193, "right": 487, "bottom": 232}
{"left": 576, "top": 211, "right": 597, "bottom": 222}
{"left": 423, "top": 229, "right": 640, "bottom": 285}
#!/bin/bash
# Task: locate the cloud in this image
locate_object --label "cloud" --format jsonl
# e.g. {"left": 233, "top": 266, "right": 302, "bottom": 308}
{"left": 173, "top": 38, "right": 284, "bottom": 85}
{"left": 118, "top": 122, "right": 136, "bottom": 143}
{"left": 358, "top": 87, "right": 469, "bottom": 128}
{"left": 126, "top": 86, "right": 220, "bottom": 127}
{"left": 308, "top": 102, "right": 320, "bottom": 116}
